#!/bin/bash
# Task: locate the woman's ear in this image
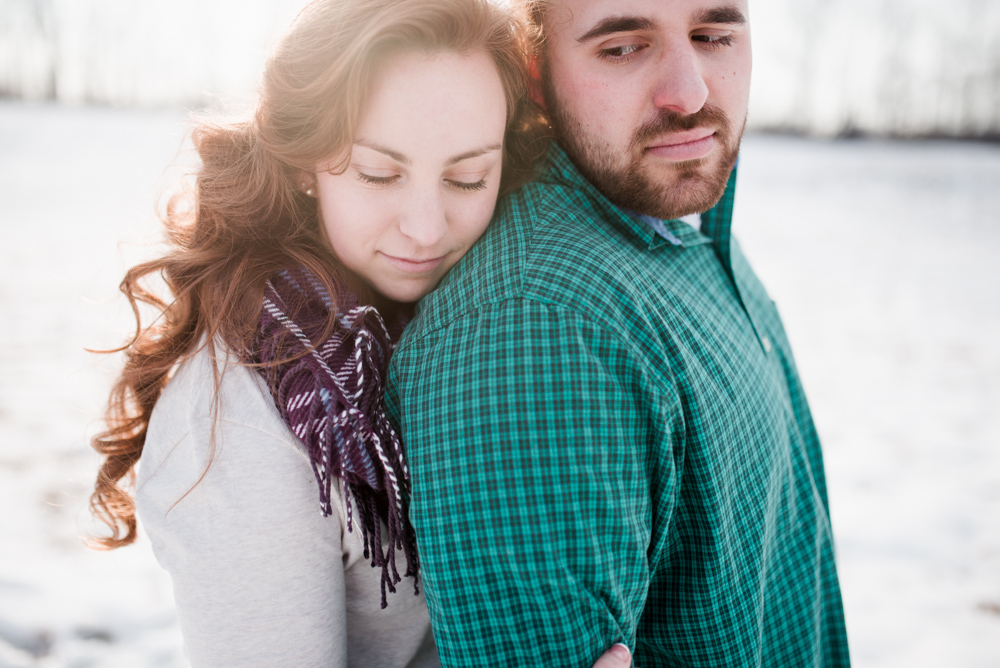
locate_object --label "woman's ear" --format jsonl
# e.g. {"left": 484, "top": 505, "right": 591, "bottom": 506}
{"left": 296, "top": 170, "right": 317, "bottom": 197}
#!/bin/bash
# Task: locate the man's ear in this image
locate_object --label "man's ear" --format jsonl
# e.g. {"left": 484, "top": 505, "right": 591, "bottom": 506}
{"left": 527, "top": 55, "right": 546, "bottom": 110}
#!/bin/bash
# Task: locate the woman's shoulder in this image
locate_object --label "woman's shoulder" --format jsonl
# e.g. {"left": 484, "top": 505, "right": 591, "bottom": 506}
{"left": 153, "top": 343, "right": 289, "bottom": 438}
{"left": 136, "top": 343, "right": 321, "bottom": 515}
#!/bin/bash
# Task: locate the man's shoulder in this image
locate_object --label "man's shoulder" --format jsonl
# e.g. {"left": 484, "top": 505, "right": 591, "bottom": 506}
{"left": 402, "top": 181, "right": 650, "bottom": 343}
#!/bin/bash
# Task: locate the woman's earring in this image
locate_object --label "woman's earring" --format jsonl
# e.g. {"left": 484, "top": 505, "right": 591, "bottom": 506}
{"left": 301, "top": 182, "right": 315, "bottom": 197}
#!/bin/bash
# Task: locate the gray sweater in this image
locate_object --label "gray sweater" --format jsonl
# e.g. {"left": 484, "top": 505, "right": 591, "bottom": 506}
{"left": 136, "top": 346, "right": 439, "bottom": 668}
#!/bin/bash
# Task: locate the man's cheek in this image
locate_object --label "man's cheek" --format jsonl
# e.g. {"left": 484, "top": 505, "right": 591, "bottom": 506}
{"left": 569, "top": 78, "right": 628, "bottom": 130}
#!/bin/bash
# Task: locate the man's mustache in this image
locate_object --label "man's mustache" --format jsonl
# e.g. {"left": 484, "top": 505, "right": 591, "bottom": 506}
{"left": 633, "top": 104, "right": 731, "bottom": 145}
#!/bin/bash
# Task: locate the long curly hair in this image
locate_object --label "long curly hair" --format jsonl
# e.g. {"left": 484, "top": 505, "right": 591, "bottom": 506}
{"left": 89, "top": 0, "right": 549, "bottom": 549}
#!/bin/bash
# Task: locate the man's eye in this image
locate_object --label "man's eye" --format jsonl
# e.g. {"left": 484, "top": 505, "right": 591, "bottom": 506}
{"left": 598, "top": 43, "right": 646, "bottom": 61}
{"left": 693, "top": 34, "right": 734, "bottom": 48}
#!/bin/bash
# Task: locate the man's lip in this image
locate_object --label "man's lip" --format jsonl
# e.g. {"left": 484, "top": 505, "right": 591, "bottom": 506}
{"left": 645, "top": 129, "right": 717, "bottom": 161}
{"left": 648, "top": 128, "right": 716, "bottom": 147}
{"left": 381, "top": 253, "right": 447, "bottom": 273}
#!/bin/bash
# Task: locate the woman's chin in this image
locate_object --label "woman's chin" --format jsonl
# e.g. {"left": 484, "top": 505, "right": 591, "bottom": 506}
{"left": 375, "top": 278, "right": 439, "bottom": 305}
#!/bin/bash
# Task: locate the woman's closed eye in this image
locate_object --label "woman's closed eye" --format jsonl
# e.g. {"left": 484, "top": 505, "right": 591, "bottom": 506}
{"left": 447, "top": 177, "right": 488, "bottom": 192}
{"left": 356, "top": 170, "right": 400, "bottom": 188}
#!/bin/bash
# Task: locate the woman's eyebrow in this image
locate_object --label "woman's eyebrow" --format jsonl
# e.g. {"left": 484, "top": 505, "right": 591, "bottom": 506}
{"left": 447, "top": 143, "right": 502, "bottom": 166}
{"left": 577, "top": 16, "right": 656, "bottom": 43}
{"left": 354, "top": 140, "right": 409, "bottom": 165}
{"left": 353, "top": 141, "right": 500, "bottom": 167}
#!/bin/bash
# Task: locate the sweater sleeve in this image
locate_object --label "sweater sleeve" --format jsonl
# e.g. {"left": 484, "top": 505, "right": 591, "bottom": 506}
{"left": 136, "top": 365, "right": 349, "bottom": 668}
{"left": 386, "top": 298, "right": 678, "bottom": 667}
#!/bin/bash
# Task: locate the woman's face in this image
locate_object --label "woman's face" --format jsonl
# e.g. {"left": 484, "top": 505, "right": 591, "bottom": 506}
{"left": 310, "top": 49, "right": 507, "bottom": 303}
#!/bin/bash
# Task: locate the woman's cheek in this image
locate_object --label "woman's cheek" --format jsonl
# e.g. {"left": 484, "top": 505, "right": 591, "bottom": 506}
{"left": 468, "top": 196, "right": 498, "bottom": 238}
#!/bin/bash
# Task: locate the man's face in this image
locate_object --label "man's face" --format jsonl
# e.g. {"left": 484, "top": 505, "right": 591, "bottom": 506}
{"left": 539, "top": 0, "right": 751, "bottom": 220}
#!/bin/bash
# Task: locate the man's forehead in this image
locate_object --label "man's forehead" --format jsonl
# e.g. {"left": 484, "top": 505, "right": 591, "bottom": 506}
{"left": 545, "top": 0, "right": 749, "bottom": 34}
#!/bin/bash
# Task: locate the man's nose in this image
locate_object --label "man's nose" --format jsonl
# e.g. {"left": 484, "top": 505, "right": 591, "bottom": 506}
{"left": 651, "top": 42, "right": 709, "bottom": 115}
{"left": 398, "top": 186, "right": 448, "bottom": 247}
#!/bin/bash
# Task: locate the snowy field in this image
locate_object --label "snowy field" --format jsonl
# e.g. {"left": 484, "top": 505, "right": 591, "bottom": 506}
{"left": 0, "top": 101, "right": 998, "bottom": 667}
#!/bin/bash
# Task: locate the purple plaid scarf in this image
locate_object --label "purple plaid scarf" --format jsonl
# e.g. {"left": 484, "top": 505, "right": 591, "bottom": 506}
{"left": 250, "top": 267, "right": 418, "bottom": 608}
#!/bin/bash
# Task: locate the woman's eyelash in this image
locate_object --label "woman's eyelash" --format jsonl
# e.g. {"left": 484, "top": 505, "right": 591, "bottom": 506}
{"left": 450, "top": 179, "right": 487, "bottom": 192}
{"left": 356, "top": 172, "right": 487, "bottom": 192}
{"left": 357, "top": 172, "right": 398, "bottom": 186}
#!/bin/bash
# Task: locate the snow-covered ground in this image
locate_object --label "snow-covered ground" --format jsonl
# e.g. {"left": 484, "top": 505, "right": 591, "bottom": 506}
{"left": 0, "top": 101, "right": 998, "bottom": 667}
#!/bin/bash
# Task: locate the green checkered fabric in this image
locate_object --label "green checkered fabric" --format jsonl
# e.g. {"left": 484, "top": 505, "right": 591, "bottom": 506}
{"left": 386, "top": 144, "right": 851, "bottom": 668}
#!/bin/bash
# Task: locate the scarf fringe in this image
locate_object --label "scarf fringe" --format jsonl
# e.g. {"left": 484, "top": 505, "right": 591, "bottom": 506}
{"left": 251, "top": 267, "right": 419, "bottom": 608}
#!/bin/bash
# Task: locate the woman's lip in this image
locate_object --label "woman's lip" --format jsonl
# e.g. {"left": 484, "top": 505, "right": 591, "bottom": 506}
{"left": 646, "top": 130, "right": 717, "bottom": 162}
{"left": 382, "top": 253, "right": 447, "bottom": 273}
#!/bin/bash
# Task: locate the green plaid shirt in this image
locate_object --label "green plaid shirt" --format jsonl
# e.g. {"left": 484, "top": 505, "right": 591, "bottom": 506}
{"left": 386, "top": 145, "right": 850, "bottom": 667}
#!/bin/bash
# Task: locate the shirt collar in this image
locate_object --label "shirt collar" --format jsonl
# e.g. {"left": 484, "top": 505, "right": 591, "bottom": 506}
{"left": 537, "top": 143, "right": 733, "bottom": 251}
{"left": 629, "top": 211, "right": 713, "bottom": 250}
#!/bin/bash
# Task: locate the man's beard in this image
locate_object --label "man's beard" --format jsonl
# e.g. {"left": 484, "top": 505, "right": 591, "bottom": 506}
{"left": 543, "top": 78, "right": 745, "bottom": 220}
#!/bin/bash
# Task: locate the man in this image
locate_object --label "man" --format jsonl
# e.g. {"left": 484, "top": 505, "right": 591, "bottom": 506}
{"left": 386, "top": 0, "right": 851, "bottom": 665}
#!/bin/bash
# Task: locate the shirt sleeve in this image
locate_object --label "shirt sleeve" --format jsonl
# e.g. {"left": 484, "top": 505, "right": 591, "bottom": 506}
{"left": 136, "top": 414, "right": 349, "bottom": 668}
{"left": 388, "top": 298, "right": 678, "bottom": 666}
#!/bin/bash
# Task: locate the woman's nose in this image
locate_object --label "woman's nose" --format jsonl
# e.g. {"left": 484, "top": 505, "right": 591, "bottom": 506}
{"left": 398, "top": 186, "right": 448, "bottom": 247}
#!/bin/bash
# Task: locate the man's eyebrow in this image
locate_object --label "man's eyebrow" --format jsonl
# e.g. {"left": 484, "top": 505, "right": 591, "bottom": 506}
{"left": 354, "top": 140, "right": 410, "bottom": 165}
{"left": 447, "top": 143, "right": 502, "bottom": 166}
{"left": 694, "top": 5, "right": 747, "bottom": 25}
{"left": 577, "top": 16, "right": 656, "bottom": 43}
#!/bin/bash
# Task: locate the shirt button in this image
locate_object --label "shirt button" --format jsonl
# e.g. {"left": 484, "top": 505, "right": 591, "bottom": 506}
{"left": 761, "top": 336, "right": 772, "bottom": 353}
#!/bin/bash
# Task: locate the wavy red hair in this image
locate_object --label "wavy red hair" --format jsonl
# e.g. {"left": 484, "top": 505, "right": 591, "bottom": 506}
{"left": 89, "top": 0, "right": 549, "bottom": 548}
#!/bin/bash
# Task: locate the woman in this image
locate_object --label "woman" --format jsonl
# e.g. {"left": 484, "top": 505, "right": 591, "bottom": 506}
{"left": 88, "top": 0, "right": 630, "bottom": 666}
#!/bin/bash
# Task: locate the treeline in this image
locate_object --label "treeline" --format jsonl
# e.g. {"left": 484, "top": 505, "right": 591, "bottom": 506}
{"left": 1, "top": 0, "right": 998, "bottom": 138}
